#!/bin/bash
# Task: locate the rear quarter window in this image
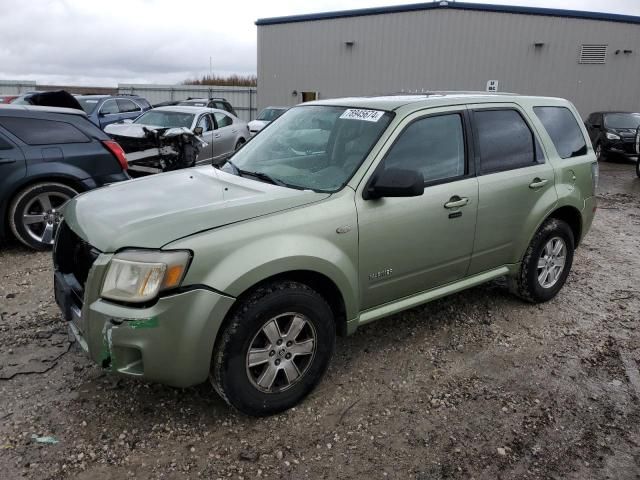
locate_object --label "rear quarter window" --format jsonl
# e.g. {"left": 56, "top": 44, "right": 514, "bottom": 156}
{"left": 474, "top": 109, "right": 539, "bottom": 174}
{"left": 0, "top": 117, "right": 90, "bottom": 145}
{"left": 534, "top": 106, "right": 588, "bottom": 159}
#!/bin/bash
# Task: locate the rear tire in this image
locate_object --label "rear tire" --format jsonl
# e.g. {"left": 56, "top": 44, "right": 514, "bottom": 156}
{"left": 636, "top": 158, "right": 640, "bottom": 178}
{"left": 211, "top": 281, "right": 335, "bottom": 416}
{"left": 511, "top": 218, "right": 575, "bottom": 303}
{"left": 8, "top": 182, "right": 78, "bottom": 250}
{"left": 234, "top": 138, "right": 246, "bottom": 151}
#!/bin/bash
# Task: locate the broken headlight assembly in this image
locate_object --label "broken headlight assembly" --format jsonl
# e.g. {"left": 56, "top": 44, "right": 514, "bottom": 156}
{"left": 101, "top": 250, "right": 191, "bottom": 303}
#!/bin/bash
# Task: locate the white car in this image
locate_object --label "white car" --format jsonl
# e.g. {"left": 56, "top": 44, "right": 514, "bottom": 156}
{"left": 106, "top": 106, "right": 249, "bottom": 166}
{"left": 247, "top": 106, "right": 287, "bottom": 135}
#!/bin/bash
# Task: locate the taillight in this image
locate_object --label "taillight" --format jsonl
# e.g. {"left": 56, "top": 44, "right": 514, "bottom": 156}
{"left": 102, "top": 140, "right": 128, "bottom": 171}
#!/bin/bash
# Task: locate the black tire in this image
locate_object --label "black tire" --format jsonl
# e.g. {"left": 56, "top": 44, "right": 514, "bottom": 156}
{"left": 636, "top": 158, "right": 640, "bottom": 178}
{"left": 511, "top": 218, "right": 575, "bottom": 303}
{"left": 211, "top": 281, "right": 335, "bottom": 416}
{"left": 8, "top": 182, "right": 78, "bottom": 250}
{"left": 234, "top": 138, "right": 246, "bottom": 151}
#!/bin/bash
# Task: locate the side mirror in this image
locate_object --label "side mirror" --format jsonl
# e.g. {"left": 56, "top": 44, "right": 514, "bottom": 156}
{"left": 193, "top": 126, "right": 204, "bottom": 136}
{"left": 364, "top": 168, "right": 424, "bottom": 200}
{"left": 592, "top": 123, "right": 601, "bottom": 129}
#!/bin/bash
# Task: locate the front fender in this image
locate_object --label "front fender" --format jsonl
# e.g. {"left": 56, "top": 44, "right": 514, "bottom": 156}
{"left": 169, "top": 192, "right": 360, "bottom": 321}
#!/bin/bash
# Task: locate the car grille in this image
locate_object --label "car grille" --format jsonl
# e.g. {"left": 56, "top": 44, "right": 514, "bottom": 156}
{"left": 54, "top": 222, "right": 101, "bottom": 300}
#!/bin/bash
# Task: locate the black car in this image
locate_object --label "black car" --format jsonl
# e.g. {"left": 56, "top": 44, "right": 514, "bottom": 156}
{"left": 177, "top": 97, "right": 238, "bottom": 116}
{"left": 585, "top": 111, "right": 640, "bottom": 160}
{"left": 0, "top": 105, "right": 129, "bottom": 250}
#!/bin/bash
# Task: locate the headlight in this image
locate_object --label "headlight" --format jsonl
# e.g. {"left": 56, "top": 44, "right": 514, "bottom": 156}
{"left": 101, "top": 250, "right": 191, "bottom": 303}
{"left": 605, "top": 131, "right": 620, "bottom": 140}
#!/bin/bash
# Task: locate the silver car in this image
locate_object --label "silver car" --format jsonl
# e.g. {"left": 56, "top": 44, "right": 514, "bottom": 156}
{"left": 106, "top": 106, "right": 249, "bottom": 165}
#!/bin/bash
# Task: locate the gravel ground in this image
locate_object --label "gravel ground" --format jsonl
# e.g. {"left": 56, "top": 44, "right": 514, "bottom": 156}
{"left": 1, "top": 160, "right": 639, "bottom": 480}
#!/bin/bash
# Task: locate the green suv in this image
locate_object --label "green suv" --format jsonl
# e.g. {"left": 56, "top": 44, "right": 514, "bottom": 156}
{"left": 53, "top": 93, "right": 597, "bottom": 415}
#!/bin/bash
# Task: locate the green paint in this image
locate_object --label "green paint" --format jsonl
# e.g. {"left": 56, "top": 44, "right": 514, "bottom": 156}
{"left": 128, "top": 317, "right": 159, "bottom": 329}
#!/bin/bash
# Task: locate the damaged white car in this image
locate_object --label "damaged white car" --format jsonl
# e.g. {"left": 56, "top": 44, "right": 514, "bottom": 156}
{"left": 105, "top": 106, "right": 249, "bottom": 174}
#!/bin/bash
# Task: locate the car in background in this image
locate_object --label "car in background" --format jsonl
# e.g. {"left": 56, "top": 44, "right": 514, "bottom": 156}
{"left": 247, "top": 106, "right": 287, "bottom": 135}
{"left": 0, "top": 95, "right": 18, "bottom": 104}
{"left": 585, "top": 111, "right": 640, "bottom": 161}
{"left": 105, "top": 106, "right": 249, "bottom": 166}
{"left": 0, "top": 105, "right": 129, "bottom": 250}
{"left": 75, "top": 95, "right": 152, "bottom": 129}
{"left": 177, "top": 98, "right": 238, "bottom": 117}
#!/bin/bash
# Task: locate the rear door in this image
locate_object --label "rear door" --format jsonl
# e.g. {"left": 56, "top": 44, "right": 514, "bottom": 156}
{"left": 467, "top": 105, "right": 557, "bottom": 275}
{"left": 0, "top": 128, "right": 26, "bottom": 210}
{"left": 213, "top": 112, "right": 237, "bottom": 158}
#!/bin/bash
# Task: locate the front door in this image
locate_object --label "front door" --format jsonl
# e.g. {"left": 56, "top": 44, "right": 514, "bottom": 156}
{"left": 467, "top": 105, "right": 558, "bottom": 274}
{"left": 356, "top": 108, "right": 478, "bottom": 310}
{"left": 195, "top": 114, "right": 215, "bottom": 163}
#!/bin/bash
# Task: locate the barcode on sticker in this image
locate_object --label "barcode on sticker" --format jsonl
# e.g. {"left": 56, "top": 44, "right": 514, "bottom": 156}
{"left": 340, "top": 109, "right": 384, "bottom": 122}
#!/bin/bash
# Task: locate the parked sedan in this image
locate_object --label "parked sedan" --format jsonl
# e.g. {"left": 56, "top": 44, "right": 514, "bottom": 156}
{"left": 248, "top": 106, "right": 287, "bottom": 135}
{"left": 585, "top": 111, "right": 640, "bottom": 161}
{"left": 0, "top": 105, "right": 129, "bottom": 250}
{"left": 105, "top": 106, "right": 249, "bottom": 166}
{"left": 76, "top": 95, "right": 152, "bottom": 129}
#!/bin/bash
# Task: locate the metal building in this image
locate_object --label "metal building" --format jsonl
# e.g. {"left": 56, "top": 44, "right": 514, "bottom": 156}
{"left": 256, "top": 1, "right": 640, "bottom": 117}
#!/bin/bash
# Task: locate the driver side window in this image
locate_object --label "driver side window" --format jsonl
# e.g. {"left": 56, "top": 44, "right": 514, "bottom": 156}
{"left": 197, "top": 114, "right": 213, "bottom": 132}
{"left": 384, "top": 113, "right": 466, "bottom": 184}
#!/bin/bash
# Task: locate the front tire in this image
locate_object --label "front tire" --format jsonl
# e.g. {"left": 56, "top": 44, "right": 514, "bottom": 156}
{"left": 211, "top": 281, "right": 335, "bottom": 416}
{"left": 512, "top": 218, "right": 575, "bottom": 303}
{"left": 636, "top": 158, "right": 640, "bottom": 178}
{"left": 8, "top": 182, "right": 77, "bottom": 250}
{"left": 595, "top": 142, "right": 607, "bottom": 161}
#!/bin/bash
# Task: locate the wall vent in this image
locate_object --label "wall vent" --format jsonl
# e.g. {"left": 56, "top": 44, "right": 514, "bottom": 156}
{"left": 579, "top": 44, "right": 607, "bottom": 64}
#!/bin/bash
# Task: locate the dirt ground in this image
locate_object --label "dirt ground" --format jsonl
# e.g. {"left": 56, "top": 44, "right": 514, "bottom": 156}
{"left": 1, "top": 160, "right": 639, "bottom": 480}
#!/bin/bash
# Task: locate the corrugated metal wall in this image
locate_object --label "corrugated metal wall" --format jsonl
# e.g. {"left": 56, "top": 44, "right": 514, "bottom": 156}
{"left": 0, "top": 80, "right": 37, "bottom": 95}
{"left": 118, "top": 84, "right": 258, "bottom": 121}
{"left": 257, "top": 9, "right": 640, "bottom": 117}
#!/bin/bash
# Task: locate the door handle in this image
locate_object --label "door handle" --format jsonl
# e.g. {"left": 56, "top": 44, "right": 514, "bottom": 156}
{"left": 529, "top": 178, "right": 548, "bottom": 189}
{"left": 0, "top": 157, "right": 16, "bottom": 165}
{"left": 214, "top": 133, "right": 221, "bottom": 138}
{"left": 444, "top": 196, "right": 469, "bottom": 209}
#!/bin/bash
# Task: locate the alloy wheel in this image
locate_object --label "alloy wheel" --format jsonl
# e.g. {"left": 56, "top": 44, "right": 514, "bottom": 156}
{"left": 537, "top": 236, "right": 567, "bottom": 289}
{"left": 246, "top": 312, "right": 317, "bottom": 393}
{"left": 21, "top": 192, "right": 70, "bottom": 245}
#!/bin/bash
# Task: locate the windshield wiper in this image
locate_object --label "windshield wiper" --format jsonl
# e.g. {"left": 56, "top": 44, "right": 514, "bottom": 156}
{"left": 225, "top": 160, "right": 287, "bottom": 187}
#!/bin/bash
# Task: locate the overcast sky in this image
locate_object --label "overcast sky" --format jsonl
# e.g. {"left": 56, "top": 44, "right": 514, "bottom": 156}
{"left": 1, "top": 0, "right": 638, "bottom": 87}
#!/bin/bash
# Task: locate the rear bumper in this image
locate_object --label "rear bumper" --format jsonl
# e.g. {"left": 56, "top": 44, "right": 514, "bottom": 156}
{"left": 55, "top": 258, "right": 236, "bottom": 387}
{"left": 581, "top": 196, "right": 597, "bottom": 243}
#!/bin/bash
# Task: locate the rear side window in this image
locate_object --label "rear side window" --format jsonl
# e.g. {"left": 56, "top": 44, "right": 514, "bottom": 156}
{"left": 214, "top": 112, "right": 233, "bottom": 128}
{"left": 534, "top": 106, "right": 588, "bottom": 159}
{"left": 101, "top": 99, "right": 119, "bottom": 115}
{"left": 117, "top": 99, "right": 141, "bottom": 113}
{"left": 0, "top": 117, "right": 90, "bottom": 145}
{"left": 384, "top": 113, "right": 466, "bottom": 183}
{"left": 474, "top": 109, "right": 537, "bottom": 174}
{"left": 135, "top": 98, "right": 151, "bottom": 109}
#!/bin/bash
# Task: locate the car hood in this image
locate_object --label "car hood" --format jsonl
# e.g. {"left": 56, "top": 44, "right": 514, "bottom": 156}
{"left": 63, "top": 167, "right": 329, "bottom": 252}
{"left": 104, "top": 123, "right": 190, "bottom": 137}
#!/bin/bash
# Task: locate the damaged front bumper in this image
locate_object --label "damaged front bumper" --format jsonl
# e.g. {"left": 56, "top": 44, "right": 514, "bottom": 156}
{"left": 55, "top": 254, "right": 235, "bottom": 388}
{"left": 104, "top": 124, "right": 207, "bottom": 176}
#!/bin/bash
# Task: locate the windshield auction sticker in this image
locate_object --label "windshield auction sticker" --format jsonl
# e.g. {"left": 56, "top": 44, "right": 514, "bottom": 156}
{"left": 340, "top": 109, "right": 385, "bottom": 122}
